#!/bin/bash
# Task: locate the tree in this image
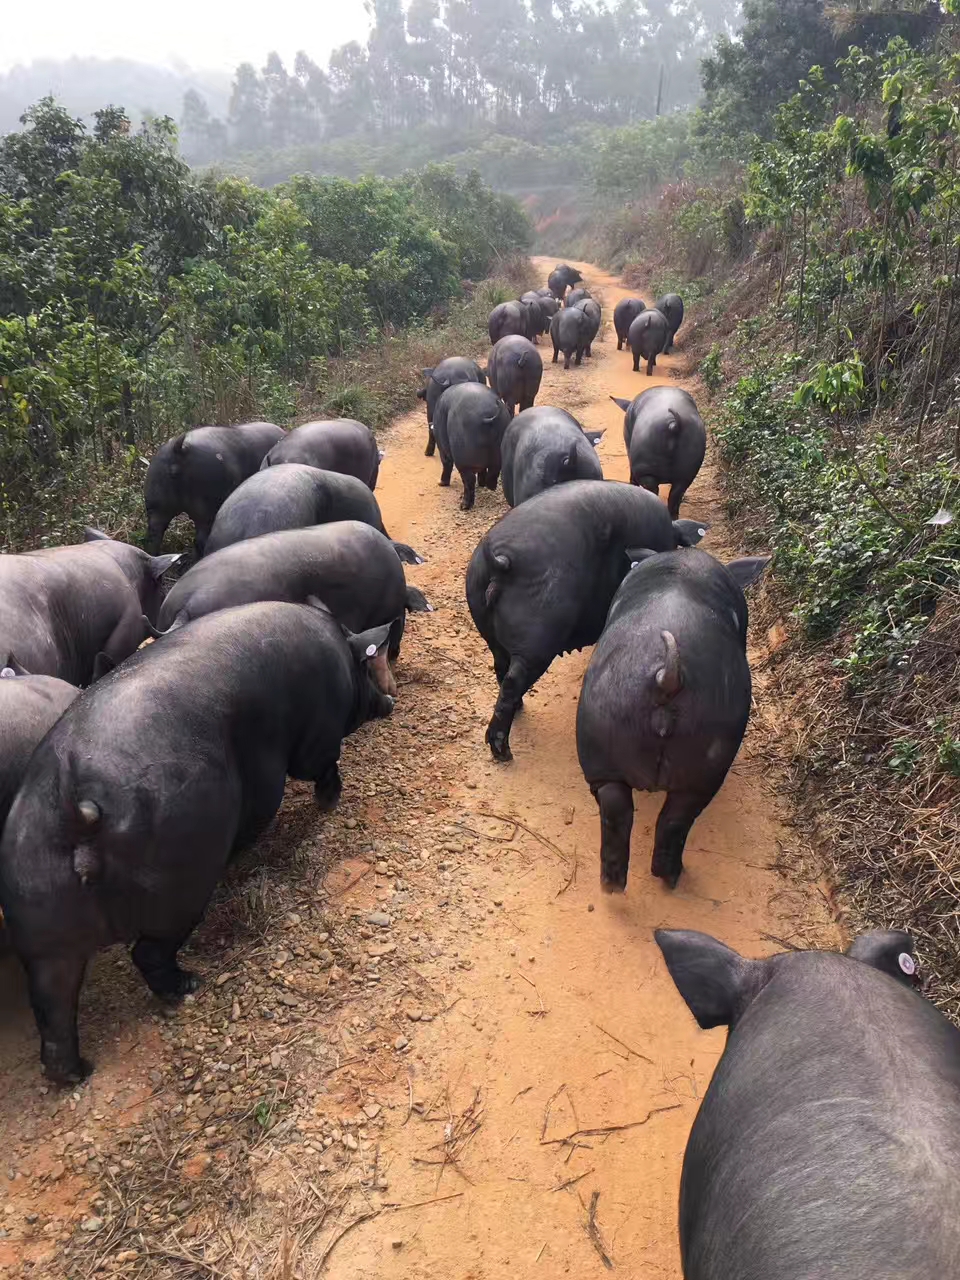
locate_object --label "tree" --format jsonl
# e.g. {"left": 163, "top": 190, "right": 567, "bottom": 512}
{"left": 698, "top": 0, "right": 942, "bottom": 152}
{"left": 228, "top": 63, "right": 267, "bottom": 152}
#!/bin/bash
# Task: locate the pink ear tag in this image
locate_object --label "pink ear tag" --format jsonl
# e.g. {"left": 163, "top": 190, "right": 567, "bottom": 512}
{"left": 0, "top": 667, "right": 15, "bottom": 679}
{"left": 898, "top": 953, "right": 916, "bottom": 976}
{"left": 365, "top": 644, "right": 377, "bottom": 658}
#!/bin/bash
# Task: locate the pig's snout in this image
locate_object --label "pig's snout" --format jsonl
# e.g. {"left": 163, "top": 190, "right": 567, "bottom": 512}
{"left": 369, "top": 651, "right": 398, "bottom": 698}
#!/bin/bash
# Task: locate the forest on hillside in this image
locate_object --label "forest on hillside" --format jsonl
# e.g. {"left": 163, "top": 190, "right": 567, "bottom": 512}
{"left": 179, "top": 0, "right": 738, "bottom": 167}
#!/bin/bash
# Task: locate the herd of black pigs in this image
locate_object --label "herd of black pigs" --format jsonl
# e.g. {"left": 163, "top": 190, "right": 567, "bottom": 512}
{"left": 0, "top": 264, "right": 956, "bottom": 1277}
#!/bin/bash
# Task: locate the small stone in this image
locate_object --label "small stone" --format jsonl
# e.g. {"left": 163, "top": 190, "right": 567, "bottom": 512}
{"left": 80, "top": 1217, "right": 103, "bottom": 1233}
{"left": 215, "top": 972, "right": 232, "bottom": 986}
{"left": 363, "top": 1103, "right": 381, "bottom": 1119}
{"left": 25, "top": 1214, "right": 38, "bottom": 1225}
{"left": 367, "top": 911, "right": 392, "bottom": 928}
{"left": 182, "top": 1154, "right": 212, "bottom": 1180}
{"left": 392, "top": 1238, "right": 404, "bottom": 1249}
{"left": 368, "top": 941, "right": 396, "bottom": 958}
{"left": 345, "top": 818, "right": 358, "bottom": 830}
{"left": 343, "top": 1134, "right": 358, "bottom": 1151}
{"left": 588, "top": 903, "right": 595, "bottom": 912}
{"left": 394, "top": 1035, "right": 409, "bottom": 1051}
{"left": 405, "top": 1008, "right": 422, "bottom": 1022}
{"left": 115, "top": 1251, "right": 139, "bottom": 1264}
{"left": 270, "top": 1050, "right": 282, "bottom": 1069}
{"left": 231, "top": 999, "right": 241, "bottom": 1021}
{"left": 493, "top": 898, "right": 503, "bottom": 907}
{"left": 375, "top": 861, "right": 389, "bottom": 874}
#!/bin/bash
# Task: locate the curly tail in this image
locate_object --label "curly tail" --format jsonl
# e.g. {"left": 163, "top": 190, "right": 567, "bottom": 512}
{"left": 655, "top": 631, "right": 682, "bottom": 698}
{"left": 73, "top": 800, "right": 102, "bottom": 885}
{"left": 663, "top": 409, "right": 680, "bottom": 449}
{"left": 484, "top": 551, "right": 511, "bottom": 608}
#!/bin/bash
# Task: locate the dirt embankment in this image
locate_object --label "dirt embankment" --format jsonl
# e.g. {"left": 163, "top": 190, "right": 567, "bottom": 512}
{"left": 0, "top": 259, "right": 838, "bottom": 1279}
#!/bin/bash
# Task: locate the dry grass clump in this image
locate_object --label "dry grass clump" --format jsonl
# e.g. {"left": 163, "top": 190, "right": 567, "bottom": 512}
{"left": 748, "top": 584, "right": 960, "bottom": 1020}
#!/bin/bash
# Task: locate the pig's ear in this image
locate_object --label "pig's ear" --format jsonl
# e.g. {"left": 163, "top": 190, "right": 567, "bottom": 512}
{"left": 345, "top": 623, "right": 391, "bottom": 664}
{"left": 141, "top": 614, "right": 166, "bottom": 639}
{"left": 2, "top": 653, "right": 29, "bottom": 677}
{"left": 305, "top": 595, "right": 334, "bottom": 617}
{"left": 585, "top": 429, "right": 605, "bottom": 447}
{"left": 673, "top": 519, "right": 709, "bottom": 547}
{"left": 625, "top": 546, "right": 658, "bottom": 568}
{"left": 725, "top": 556, "right": 771, "bottom": 590}
{"left": 655, "top": 929, "right": 754, "bottom": 1029}
{"left": 421, "top": 367, "right": 434, "bottom": 381}
{"left": 91, "top": 652, "right": 116, "bottom": 681}
{"left": 149, "top": 552, "right": 181, "bottom": 579}
{"left": 84, "top": 526, "right": 112, "bottom": 541}
{"left": 848, "top": 931, "right": 919, "bottom": 987}
{"left": 609, "top": 396, "right": 632, "bottom": 411}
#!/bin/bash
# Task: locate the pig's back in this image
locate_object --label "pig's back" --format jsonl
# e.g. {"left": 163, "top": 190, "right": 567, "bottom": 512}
{"left": 681, "top": 955, "right": 960, "bottom": 1280}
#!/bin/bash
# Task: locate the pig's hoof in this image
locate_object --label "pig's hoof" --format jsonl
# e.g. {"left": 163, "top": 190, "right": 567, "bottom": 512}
{"left": 486, "top": 730, "right": 513, "bottom": 763}
{"left": 600, "top": 879, "right": 627, "bottom": 895}
{"left": 439, "top": 478, "right": 450, "bottom": 487}
{"left": 43, "top": 1056, "right": 93, "bottom": 1087}
{"left": 651, "top": 858, "right": 682, "bottom": 890}
{"left": 156, "top": 968, "right": 201, "bottom": 1001}
{"left": 313, "top": 773, "right": 342, "bottom": 811}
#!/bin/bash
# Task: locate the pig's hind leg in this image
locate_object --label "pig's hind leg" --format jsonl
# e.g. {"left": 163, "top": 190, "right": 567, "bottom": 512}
{"left": 651, "top": 788, "right": 714, "bottom": 888}
{"left": 24, "top": 949, "right": 91, "bottom": 1084}
{"left": 132, "top": 923, "right": 202, "bottom": 1000}
{"left": 667, "top": 482, "right": 690, "bottom": 520}
{"left": 486, "top": 654, "right": 548, "bottom": 761}
{"left": 594, "top": 782, "right": 635, "bottom": 893}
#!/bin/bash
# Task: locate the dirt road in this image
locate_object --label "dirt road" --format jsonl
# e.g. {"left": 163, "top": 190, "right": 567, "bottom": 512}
{"left": 0, "top": 260, "right": 838, "bottom": 1278}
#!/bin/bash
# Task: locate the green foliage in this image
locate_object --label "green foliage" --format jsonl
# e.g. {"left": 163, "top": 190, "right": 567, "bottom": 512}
{"left": 889, "top": 737, "right": 921, "bottom": 776}
{"left": 698, "top": 0, "right": 941, "bottom": 155}
{"left": 795, "top": 355, "right": 866, "bottom": 416}
{"left": 592, "top": 116, "right": 695, "bottom": 202}
{"left": 716, "top": 362, "right": 960, "bottom": 684}
{"left": 320, "top": 384, "right": 382, "bottom": 424}
{"left": 0, "top": 98, "right": 532, "bottom": 550}
{"left": 701, "top": 343, "right": 725, "bottom": 395}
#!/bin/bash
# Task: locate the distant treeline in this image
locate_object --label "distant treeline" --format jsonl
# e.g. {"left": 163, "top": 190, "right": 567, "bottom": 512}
{"left": 178, "top": 0, "right": 742, "bottom": 167}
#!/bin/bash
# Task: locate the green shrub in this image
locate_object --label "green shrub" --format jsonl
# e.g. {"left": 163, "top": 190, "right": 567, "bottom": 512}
{"left": 0, "top": 99, "right": 533, "bottom": 550}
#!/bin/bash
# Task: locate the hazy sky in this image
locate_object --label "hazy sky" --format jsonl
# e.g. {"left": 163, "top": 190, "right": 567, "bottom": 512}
{"left": 1, "top": 0, "right": 372, "bottom": 72}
